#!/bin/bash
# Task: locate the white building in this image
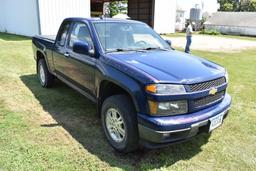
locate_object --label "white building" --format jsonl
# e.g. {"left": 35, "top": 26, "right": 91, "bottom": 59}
{"left": 0, "top": 0, "right": 90, "bottom": 36}
{"left": 175, "top": 7, "right": 186, "bottom": 31}
{"left": 153, "top": 0, "right": 176, "bottom": 34}
{"left": 205, "top": 12, "right": 256, "bottom": 36}
{"left": 0, "top": 0, "right": 176, "bottom": 36}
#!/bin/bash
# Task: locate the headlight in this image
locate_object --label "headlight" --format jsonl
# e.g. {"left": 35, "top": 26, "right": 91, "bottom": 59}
{"left": 225, "top": 70, "right": 229, "bottom": 83}
{"left": 148, "top": 100, "right": 188, "bottom": 116}
{"left": 145, "top": 84, "right": 186, "bottom": 95}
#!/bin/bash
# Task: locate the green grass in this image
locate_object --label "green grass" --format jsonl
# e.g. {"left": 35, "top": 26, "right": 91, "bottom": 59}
{"left": 0, "top": 32, "right": 256, "bottom": 171}
{"left": 166, "top": 32, "right": 256, "bottom": 41}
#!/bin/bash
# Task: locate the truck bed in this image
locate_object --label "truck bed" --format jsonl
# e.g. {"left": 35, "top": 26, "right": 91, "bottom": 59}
{"left": 35, "top": 35, "right": 56, "bottom": 44}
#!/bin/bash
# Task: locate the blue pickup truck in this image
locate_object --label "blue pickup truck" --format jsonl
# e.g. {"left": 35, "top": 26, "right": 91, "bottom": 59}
{"left": 32, "top": 18, "right": 231, "bottom": 152}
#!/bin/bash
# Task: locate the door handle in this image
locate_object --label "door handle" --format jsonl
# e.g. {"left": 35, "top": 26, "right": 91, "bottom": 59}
{"left": 64, "top": 52, "right": 70, "bottom": 58}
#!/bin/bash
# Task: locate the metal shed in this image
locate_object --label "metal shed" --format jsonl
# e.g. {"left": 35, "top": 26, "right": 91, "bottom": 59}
{"left": 91, "top": 0, "right": 176, "bottom": 34}
{"left": 0, "top": 0, "right": 176, "bottom": 36}
{"left": 0, "top": 0, "right": 90, "bottom": 36}
{"left": 205, "top": 12, "right": 256, "bottom": 36}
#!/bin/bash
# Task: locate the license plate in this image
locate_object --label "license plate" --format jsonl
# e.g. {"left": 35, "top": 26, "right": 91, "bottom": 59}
{"left": 209, "top": 113, "right": 224, "bottom": 132}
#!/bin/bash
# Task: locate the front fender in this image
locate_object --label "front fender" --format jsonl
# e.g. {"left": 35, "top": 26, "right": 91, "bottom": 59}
{"left": 95, "top": 61, "right": 148, "bottom": 114}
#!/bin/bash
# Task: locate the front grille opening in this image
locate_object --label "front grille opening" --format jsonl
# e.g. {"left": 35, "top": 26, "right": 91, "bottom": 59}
{"left": 163, "top": 129, "right": 190, "bottom": 141}
{"left": 188, "top": 77, "right": 226, "bottom": 92}
{"left": 194, "top": 91, "right": 225, "bottom": 108}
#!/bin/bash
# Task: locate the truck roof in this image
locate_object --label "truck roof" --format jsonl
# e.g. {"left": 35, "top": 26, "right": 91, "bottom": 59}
{"left": 63, "top": 17, "right": 144, "bottom": 24}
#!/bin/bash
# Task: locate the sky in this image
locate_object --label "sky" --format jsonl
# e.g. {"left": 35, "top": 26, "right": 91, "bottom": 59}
{"left": 177, "top": 0, "right": 219, "bottom": 18}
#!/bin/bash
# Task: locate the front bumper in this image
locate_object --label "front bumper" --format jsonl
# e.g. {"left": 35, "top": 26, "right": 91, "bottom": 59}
{"left": 138, "top": 93, "right": 231, "bottom": 147}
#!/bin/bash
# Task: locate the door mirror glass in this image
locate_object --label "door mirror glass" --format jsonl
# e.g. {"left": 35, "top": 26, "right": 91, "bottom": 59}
{"left": 73, "top": 41, "right": 89, "bottom": 55}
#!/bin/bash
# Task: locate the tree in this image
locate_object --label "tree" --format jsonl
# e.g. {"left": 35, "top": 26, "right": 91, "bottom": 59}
{"left": 223, "top": 2, "right": 234, "bottom": 11}
{"left": 217, "top": 0, "right": 237, "bottom": 11}
{"left": 109, "top": 0, "right": 128, "bottom": 17}
{"left": 250, "top": 0, "right": 256, "bottom": 11}
{"left": 240, "top": 0, "right": 256, "bottom": 11}
{"left": 218, "top": 0, "right": 256, "bottom": 11}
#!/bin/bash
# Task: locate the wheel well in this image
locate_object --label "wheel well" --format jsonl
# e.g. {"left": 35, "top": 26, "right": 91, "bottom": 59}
{"left": 36, "top": 51, "right": 45, "bottom": 71}
{"left": 36, "top": 51, "right": 45, "bottom": 63}
{"left": 98, "top": 81, "right": 137, "bottom": 114}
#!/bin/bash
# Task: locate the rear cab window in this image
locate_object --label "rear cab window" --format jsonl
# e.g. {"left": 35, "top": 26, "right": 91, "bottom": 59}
{"left": 56, "top": 22, "right": 71, "bottom": 46}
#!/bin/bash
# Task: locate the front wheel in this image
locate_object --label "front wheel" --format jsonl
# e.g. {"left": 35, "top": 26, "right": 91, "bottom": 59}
{"left": 101, "top": 95, "right": 139, "bottom": 153}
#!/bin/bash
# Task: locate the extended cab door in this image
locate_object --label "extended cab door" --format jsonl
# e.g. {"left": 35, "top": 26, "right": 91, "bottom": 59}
{"left": 53, "top": 21, "right": 72, "bottom": 78}
{"left": 58, "top": 22, "right": 96, "bottom": 95}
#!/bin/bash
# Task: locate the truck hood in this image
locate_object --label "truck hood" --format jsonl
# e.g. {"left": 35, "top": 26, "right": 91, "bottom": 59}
{"left": 105, "top": 50, "right": 225, "bottom": 84}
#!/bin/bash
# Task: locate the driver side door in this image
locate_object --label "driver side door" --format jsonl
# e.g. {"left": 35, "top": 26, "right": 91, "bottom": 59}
{"left": 64, "top": 22, "right": 96, "bottom": 95}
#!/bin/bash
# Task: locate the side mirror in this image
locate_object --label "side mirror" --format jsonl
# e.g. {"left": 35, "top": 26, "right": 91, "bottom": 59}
{"left": 73, "top": 41, "right": 89, "bottom": 55}
{"left": 165, "top": 39, "right": 175, "bottom": 50}
{"left": 165, "top": 39, "right": 172, "bottom": 47}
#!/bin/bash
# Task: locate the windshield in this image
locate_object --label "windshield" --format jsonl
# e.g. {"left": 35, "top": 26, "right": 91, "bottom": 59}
{"left": 94, "top": 22, "right": 170, "bottom": 52}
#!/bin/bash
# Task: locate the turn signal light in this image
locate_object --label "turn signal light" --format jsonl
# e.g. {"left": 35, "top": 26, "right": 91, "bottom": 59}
{"left": 145, "top": 84, "right": 157, "bottom": 93}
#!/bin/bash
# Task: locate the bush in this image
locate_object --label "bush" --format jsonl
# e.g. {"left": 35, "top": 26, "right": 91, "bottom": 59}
{"left": 200, "top": 29, "right": 221, "bottom": 35}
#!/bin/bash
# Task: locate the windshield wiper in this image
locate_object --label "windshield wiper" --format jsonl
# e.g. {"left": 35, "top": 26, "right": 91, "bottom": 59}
{"left": 106, "top": 47, "right": 168, "bottom": 53}
{"left": 140, "top": 47, "right": 168, "bottom": 51}
{"left": 116, "top": 48, "right": 126, "bottom": 52}
{"left": 106, "top": 48, "right": 135, "bottom": 53}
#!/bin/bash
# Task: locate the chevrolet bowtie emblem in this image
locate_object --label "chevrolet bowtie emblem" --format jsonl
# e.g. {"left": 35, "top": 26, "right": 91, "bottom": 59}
{"left": 209, "top": 87, "right": 218, "bottom": 95}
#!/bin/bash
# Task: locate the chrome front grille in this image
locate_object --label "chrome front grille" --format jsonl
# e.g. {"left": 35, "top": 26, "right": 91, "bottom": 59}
{"left": 194, "top": 91, "right": 225, "bottom": 108}
{"left": 188, "top": 77, "right": 226, "bottom": 92}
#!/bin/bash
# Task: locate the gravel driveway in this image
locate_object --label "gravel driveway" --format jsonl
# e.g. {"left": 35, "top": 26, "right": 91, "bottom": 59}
{"left": 163, "top": 35, "right": 256, "bottom": 52}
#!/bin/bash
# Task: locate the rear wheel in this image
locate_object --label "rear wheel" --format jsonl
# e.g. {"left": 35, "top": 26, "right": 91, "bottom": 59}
{"left": 37, "top": 58, "right": 54, "bottom": 87}
{"left": 101, "top": 95, "right": 139, "bottom": 153}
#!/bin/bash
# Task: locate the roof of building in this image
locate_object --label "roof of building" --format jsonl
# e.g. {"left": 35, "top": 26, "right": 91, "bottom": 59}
{"left": 205, "top": 12, "right": 256, "bottom": 27}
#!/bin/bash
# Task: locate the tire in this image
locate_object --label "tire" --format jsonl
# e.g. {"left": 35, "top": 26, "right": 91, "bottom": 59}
{"left": 101, "top": 95, "right": 139, "bottom": 153}
{"left": 37, "top": 58, "right": 54, "bottom": 88}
